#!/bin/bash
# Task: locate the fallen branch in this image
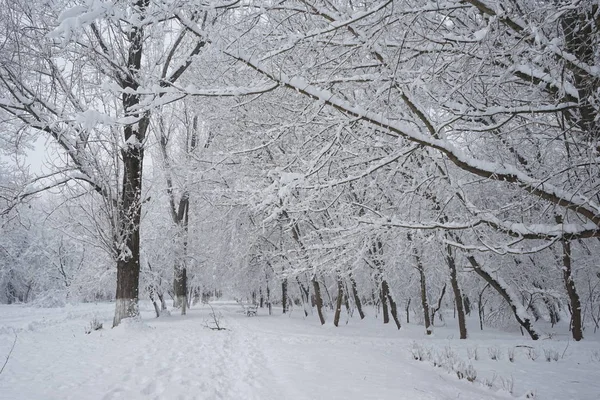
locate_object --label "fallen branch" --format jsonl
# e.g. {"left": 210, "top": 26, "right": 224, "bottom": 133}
{"left": 0, "top": 330, "right": 17, "bottom": 376}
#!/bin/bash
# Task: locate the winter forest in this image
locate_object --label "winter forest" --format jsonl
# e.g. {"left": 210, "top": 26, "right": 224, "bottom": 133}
{"left": 1, "top": 0, "right": 599, "bottom": 399}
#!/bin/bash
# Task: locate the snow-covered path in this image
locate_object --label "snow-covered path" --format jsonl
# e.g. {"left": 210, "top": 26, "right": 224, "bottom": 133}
{"left": 1, "top": 302, "right": 598, "bottom": 399}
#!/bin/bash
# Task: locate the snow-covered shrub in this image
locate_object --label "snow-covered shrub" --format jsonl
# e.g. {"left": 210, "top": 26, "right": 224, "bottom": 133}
{"left": 467, "top": 346, "right": 479, "bottom": 361}
{"left": 488, "top": 346, "right": 500, "bottom": 361}
{"left": 591, "top": 350, "right": 600, "bottom": 362}
{"left": 84, "top": 318, "right": 103, "bottom": 334}
{"left": 507, "top": 347, "right": 515, "bottom": 363}
{"left": 526, "top": 347, "right": 539, "bottom": 361}
{"left": 543, "top": 348, "right": 559, "bottom": 362}
{"left": 455, "top": 361, "right": 477, "bottom": 382}
{"left": 499, "top": 375, "right": 514, "bottom": 395}
{"left": 465, "top": 363, "right": 477, "bottom": 382}
{"left": 410, "top": 342, "right": 430, "bottom": 362}
{"left": 483, "top": 373, "right": 497, "bottom": 388}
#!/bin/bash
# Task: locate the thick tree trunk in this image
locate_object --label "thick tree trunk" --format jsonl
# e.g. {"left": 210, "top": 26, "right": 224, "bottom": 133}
{"left": 312, "top": 275, "right": 326, "bottom": 325}
{"left": 349, "top": 273, "right": 365, "bottom": 319}
{"left": 333, "top": 276, "right": 344, "bottom": 327}
{"left": 559, "top": 236, "right": 584, "bottom": 341}
{"left": 114, "top": 257, "right": 141, "bottom": 326}
{"left": 446, "top": 245, "right": 467, "bottom": 339}
{"left": 112, "top": 0, "right": 152, "bottom": 327}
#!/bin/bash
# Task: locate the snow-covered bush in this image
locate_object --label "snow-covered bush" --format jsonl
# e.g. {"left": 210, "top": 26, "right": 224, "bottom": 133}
{"left": 507, "top": 347, "right": 515, "bottom": 363}
{"left": 488, "top": 346, "right": 500, "bottom": 361}
{"left": 526, "top": 347, "right": 539, "bottom": 361}
{"left": 467, "top": 346, "right": 479, "bottom": 361}
{"left": 543, "top": 348, "right": 559, "bottom": 362}
{"left": 84, "top": 318, "right": 103, "bottom": 334}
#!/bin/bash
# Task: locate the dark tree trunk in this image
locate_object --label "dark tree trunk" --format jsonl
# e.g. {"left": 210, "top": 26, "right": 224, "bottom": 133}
{"left": 157, "top": 292, "right": 167, "bottom": 311}
{"left": 112, "top": 0, "right": 157, "bottom": 327}
{"left": 415, "top": 254, "right": 432, "bottom": 335}
{"left": 282, "top": 277, "right": 288, "bottom": 314}
{"left": 382, "top": 280, "right": 401, "bottom": 330}
{"left": 558, "top": 230, "right": 583, "bottom": 341}
{"left": 463, "top": 296, "right": 471, "bottom": 316}
{"left": 446, "top": 245, "right": 467, "bottom": 339}
{"left": 312, "top": 275, "right": 326, "bottom": 325}
{"left": 321, "top": 274, "right": 335, "bottom": 311}
{"left": 405, "top": 298, "right": 411, "bottom": 324}
{"left": 467, "top": 255, "right": 540, "bottom": 340}
{"left": 259, "top": 287, "right": 264, "bottom": 308}
{"left": 333, "top": 276, "right": 344, "bottom": 327}
{"left": 431, "top": 283, "right": 446, "bottom": 325}
{"left": 349, "top": 273, "right": 365, "bottom": 319}
{"left": 478, "top": 283, "right": 490, "bottom": 331}
{"left": 380, "top": 278, "right": 390, "bottom": 324}
{"left": 296, "top": 276, "right": 309, "bottom": 317}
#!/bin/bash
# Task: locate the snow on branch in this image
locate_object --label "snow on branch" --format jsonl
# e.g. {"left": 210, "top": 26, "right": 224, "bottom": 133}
{"left": 216, "top": 48, "right": 600, "bottom": 227}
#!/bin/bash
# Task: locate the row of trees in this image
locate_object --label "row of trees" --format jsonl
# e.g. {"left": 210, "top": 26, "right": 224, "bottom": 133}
{"left": 1, "top": 0, "right": 599, "bottom": 339}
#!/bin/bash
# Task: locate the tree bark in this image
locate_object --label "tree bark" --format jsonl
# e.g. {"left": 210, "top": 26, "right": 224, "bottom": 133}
{"left": 112, "top": 0, "right": 149, "bottom": 325}
{"left": 349, "top": 273, "right": 365, "bottom": 319}
{"left": 431, "top": 283, "right": 446, "bottom": 325}
{"left": 478, "top": 283, "right": 490, "bottom": 331}
{"left": 382, "top": 279, "right": 401, "bottom": 330}
{"left": 415, "top": 253, "right": 432, "bottom": 335}
{"left": 312, "top": 275, "right": 326, "bottom": 325}
{"left": 558, "top": 232, "right": 584, "bottom": 341}
{"left": 467, "top": 255, "right": 540, "bottom": 340}
{"left": 333, "top": 275, "right": 344, "bottom": 327}
{"left": 380, "top": 277, "right": 390, "bottom": 324}
{"left": 446, "top": 244, "right": 467, "bottom": 339}
{"left": 282, "top": 277, "right": 288, "bottom": 313}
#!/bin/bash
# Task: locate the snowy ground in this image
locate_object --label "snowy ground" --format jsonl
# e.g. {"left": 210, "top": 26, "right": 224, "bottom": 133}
{"left": 0, "top": 301, "right": 599, "bottom": 400}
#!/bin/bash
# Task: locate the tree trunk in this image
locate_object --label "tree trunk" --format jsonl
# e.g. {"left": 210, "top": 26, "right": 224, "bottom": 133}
{"left": 405, "top": 298, "right": 411, "bottom": 324}
{"left": 559, "top": 233, "right": 584, "bottom": 341}
{"left": 114, "top": 257, "right": 141, "bottom": 326}
{"left": 467, "top": 255, "right": 540, "bottom": 340}
{"left": 382, "top": 280, "right": 401, "bottom": 330}
{"left": 415, "top": 254, "right": 432, "bottom": 335}
{"left": 259, "top": 287, "right": 264, "bottom": 308}
{"left": 282, "top": 277, "right": 288, "bottom": 314}
{"left": 446, "top": 244, "right": 467, "bottom": 339}
{"left": 478, "top": 283, "right": 490, "bottom": 331}
{"left": 149, "top": 286, "right": 160, "bottom": 318}
{"left": 349, "top": 273, "right": 365, "bottom": 319}
{"left": 431, "top": 283, "right": 446, "bottom": 325}
{"left": 321, "top": 274, "right": 335, "bottom": 311}
{"left": 333, "top": 276, "right": 344, "bottom": 327}
{"left": 112, "top": 4, "right": 148, "bottom": 325}
{"left": 158, "top": 292, "right": 167, "bottom": 311}
{"left": 312, "top": 275, "right": 326, "bottom": 325}
{"left": 381, "top": 277, "right": 390, "bottom": 324}
{"left": 296, "top": 276, "right": 309, "bottom": 317}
